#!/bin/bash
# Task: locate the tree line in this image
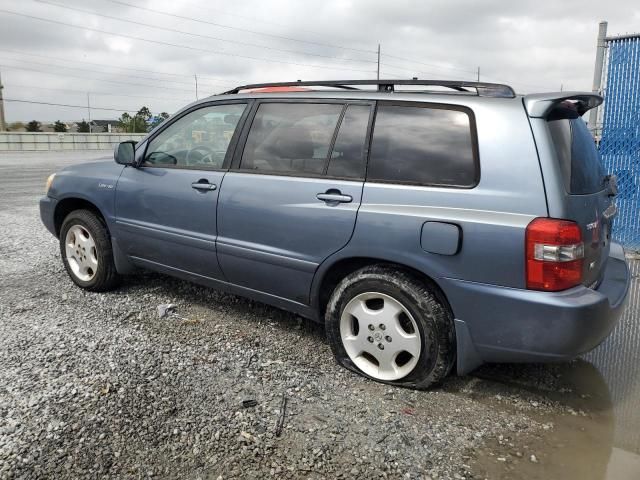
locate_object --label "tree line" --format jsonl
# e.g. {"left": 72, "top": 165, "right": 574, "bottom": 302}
{"left": 117, "top": 106, "right": 170, "bottom": 133}
{"left": 7, "top": 106, "right": 170, "bottom": 133}
{"left": 6, "top": 120, "right": 86, "bottom": 132}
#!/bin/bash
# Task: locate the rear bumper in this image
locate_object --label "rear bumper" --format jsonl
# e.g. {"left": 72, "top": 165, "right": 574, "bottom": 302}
{"left": 444, "top": 242, "right": 631, "bottom": 374}
{"left": 39, "top": 195, "right": 58, "bottom": 237}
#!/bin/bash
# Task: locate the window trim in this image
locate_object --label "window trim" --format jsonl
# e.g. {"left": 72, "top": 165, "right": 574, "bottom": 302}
{"left": 230, "top": 98, "right": 375, "bottom": 181}
{"left": 324, "top": 103, "right": 375, "bottom": 178}
{"left": 139, "top": 99, "right": 253, "bottom": 172}
{"left": 365, "top": 100, "right": 481, "bottom": 189}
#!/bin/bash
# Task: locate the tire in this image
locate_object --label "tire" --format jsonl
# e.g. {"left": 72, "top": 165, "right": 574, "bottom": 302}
{"left": 59, "top": 209, "right": 121, "bottom": 292}
{"left": 325, "top": 265, "right": 455, "bottom": 390}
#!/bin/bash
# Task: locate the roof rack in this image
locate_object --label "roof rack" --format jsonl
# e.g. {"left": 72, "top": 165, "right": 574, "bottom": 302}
{"left": 222, "top": 79, "right": 516, "bottom": 98}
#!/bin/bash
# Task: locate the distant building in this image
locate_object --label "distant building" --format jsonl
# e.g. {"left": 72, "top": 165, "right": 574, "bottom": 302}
{"left": 89, "top": 120, "right": 120, "bottom": 133}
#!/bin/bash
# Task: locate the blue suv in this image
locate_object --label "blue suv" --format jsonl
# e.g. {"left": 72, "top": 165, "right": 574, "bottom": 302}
{"left": 40, "top": 80, "right": 631, "bottom": 389}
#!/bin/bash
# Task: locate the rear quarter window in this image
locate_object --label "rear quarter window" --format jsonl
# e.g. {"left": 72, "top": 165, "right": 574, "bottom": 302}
{"left": 547, "top": 109, "right": 606, "bottom": 195}
{"left": 367, "top": 103, "right": 478, "bottom": 187}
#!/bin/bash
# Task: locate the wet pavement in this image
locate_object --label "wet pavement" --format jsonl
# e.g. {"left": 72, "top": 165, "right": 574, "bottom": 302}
{"left": 448, "top": 253, "right": 640, "bottom": 479}
{"left": 582, "top": 257, "right": 640, "bottom": 478}
{"left": 1, "top": 150, "right": 639, "bottom": 479}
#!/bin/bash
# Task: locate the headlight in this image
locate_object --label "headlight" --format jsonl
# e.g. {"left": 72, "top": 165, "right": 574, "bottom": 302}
{"left": 45, "top": 173, "right": 56, "bottom": 194}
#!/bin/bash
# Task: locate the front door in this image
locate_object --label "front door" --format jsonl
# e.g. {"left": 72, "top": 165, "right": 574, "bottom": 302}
{"left": 115, "top": 101, "right": 249, "bottom": 280}
{"left": 217, "top": 101, "right": 373, "bottom": 303}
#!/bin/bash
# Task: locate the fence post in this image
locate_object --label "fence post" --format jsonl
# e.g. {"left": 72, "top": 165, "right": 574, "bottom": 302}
{"left": 588, "top": 21, "right": 608, "bottom": 135}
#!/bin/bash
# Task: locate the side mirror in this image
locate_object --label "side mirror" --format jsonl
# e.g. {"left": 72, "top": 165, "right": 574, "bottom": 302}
{"left": 114, "top": 141, "right": 137, "bottom": 166}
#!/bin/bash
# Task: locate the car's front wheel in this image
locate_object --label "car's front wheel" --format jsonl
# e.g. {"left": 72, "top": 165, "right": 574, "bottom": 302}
{"left": 59, "top": 209, "right": 121, "bottom": 292}
{"left": 325, "top": 265, "right": 455, "bottom": 389}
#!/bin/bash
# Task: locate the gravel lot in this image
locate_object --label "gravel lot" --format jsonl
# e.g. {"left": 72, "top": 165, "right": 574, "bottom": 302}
{"left": 1, "top": 151, "right": 639, "bottom": 479}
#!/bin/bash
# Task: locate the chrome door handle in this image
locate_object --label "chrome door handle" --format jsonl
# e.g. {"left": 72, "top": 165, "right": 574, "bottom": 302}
{"left": 191, "top": 181, "right": 217, "bottom": 191}
{"left": 316, "top": 192, "right": 352, "bottom": 203}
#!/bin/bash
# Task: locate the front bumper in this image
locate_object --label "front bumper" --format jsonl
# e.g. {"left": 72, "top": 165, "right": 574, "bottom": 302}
{"left": 39, "top": 195, "right": 58, "bottom": 237}
{"left": 444, "top": 242, "right": 631, "bottom": 374}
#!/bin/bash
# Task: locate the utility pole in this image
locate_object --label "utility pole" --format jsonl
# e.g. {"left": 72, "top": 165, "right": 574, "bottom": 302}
{"left": 195, "top": 74, "right": 199, "bottom": 100}
{"left": 377, "top": 44, "right": 381, "bottom": 80}
{"left": 476, "top": 67, "right": 480, "bottom": 82}
{"left": 588, "top": 21, "right": 608, "bottom": 134}
{"left": 0, "top": 70, "right": 6, "bottom": 131}
{"left": 87, "top": 92, "right": 92, "bottom": 133}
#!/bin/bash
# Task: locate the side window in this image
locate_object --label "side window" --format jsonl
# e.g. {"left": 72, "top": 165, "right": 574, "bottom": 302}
{"left": 144, "top": 103, "right": 247, "bottom": 169}
{"left": 327, "top": 105, "right": 371, "bottom": 178}
{"left": 240, "top": 103, "right": 343, "bottom": 175}
{"left": 368, "top": 104, "right": 478, "bottom": 187}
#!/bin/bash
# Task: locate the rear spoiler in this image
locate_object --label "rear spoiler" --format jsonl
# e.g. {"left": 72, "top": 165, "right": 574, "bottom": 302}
{"left": 523, "top": 92, "right": 603, "bottom": 118}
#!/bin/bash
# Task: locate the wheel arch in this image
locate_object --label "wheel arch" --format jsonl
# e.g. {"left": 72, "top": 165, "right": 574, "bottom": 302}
{"left": 54, "top": 197, "right": 107, "bottom": 237}
{"left": 312, "top": 256, "right": 454, "bottom": 322}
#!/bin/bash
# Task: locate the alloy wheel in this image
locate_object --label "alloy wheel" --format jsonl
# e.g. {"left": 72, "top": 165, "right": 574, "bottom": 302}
{"left": 64, "top": 225, "right": 98, "bottom": 282}
{"left": 339, "top": 292, "right": 421, "bottom": 381}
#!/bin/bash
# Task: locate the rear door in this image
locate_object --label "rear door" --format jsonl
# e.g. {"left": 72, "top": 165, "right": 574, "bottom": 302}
{"left": 217, "top": 100, "right": 373, "bottom": 303}
{"left": 546, "top": 106, "right": 614, "bottom": 287}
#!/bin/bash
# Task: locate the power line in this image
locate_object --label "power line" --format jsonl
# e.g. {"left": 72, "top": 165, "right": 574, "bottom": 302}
{"left": 106, "top": 0, "right": 377, "bottom": 55}
{"left": 36, "top": 0, "right": 377, "bottom": 66}
{"left": 0, "top": 62, "right": 195, "bottom": 94}
{"left": 178, "top": 0, "right": 329, "bottom": 39}
{"left": 2, "top": 82, "right": 192, "bottom": 103}
{"left": 0, "top": 8, "right": 375, "bottom": 75}
{"left": 0, "top": 47, "right": 233, "bottom": 84}
{"left": 0, "top": 64, "right": 221, "bottom": 96}
{"left": 4, "top": 98, "right": 138, "bottom": 113}
{"left": 0, "top": 55, "right": 224, "bottom": 91}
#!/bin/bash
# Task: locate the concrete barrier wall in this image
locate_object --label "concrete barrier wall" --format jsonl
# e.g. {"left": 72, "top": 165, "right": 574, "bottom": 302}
{"left": 0, "top": 132, "right": 147, "bottom": 152}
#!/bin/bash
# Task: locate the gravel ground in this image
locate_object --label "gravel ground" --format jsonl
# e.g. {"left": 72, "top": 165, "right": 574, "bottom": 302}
{"left": 0, "top": 152, "right": 637, "bottom": 479}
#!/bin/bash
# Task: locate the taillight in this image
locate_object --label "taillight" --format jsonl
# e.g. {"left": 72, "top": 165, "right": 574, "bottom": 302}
{"left": 526, "top": 218, "right": 584, "bottom": 291}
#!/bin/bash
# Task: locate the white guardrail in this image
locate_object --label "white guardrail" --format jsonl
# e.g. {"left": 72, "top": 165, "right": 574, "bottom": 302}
{"left": 0, "top": 132, "right": 147, "bottom": 152}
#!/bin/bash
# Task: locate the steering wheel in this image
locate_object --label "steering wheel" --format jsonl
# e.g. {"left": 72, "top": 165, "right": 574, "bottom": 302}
{"left": 185, "top": 145, "right": 215, "bottom": 165}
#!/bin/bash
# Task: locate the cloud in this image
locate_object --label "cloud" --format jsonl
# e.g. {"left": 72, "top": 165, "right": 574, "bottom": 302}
{"left": 104, "top": 38, "right": 132, "bottom": 54}
{"left": 0, "top": 0, "right": 637, "bottom": 121}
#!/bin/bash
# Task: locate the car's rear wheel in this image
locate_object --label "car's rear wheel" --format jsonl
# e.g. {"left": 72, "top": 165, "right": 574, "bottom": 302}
{"left": 59, "top": 210, "right": 121, "bottom": 292}
{"left": 325, "top": 265, "right": 455, "bottom": 389}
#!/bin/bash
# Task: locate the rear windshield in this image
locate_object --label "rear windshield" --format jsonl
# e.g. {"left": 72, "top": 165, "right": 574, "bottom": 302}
{"left": 547, "top": 108, "right": 606, "bottom": 195}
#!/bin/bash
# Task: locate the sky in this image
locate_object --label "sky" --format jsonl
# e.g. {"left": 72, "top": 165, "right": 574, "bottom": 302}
{"left": 0, "top": 0, "right": 638, "bottom": 123}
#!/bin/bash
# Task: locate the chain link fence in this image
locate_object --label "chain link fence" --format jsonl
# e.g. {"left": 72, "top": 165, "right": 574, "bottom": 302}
{"left": 599, "top": 34, "right": 640, "bottom": 253}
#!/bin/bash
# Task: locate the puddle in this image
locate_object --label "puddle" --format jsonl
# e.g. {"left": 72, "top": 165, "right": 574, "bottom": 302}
{"left": 466, "top": 258, "right": 640, "bottom": 479}
{"left": 583, "top": 256, "right": 640, "bottom": 479}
